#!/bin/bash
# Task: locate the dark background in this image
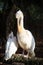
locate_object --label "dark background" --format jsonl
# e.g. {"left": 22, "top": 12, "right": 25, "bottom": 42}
{"left": 0, "top": 0, "right": 43, "bottom": 58}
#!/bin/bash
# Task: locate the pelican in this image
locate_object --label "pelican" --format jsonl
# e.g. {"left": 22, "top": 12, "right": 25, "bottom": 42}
{"left": 4, "top": 32, "right": 18, "bottom": 60}
{"left": 16, "top": 10, "right": 35, "bottom": 58}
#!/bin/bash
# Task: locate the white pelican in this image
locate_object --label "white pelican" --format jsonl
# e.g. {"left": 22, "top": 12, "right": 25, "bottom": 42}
{"left": 4, "top": 32, "right": 18, "bottom": 60}
{"left": 16, "top": 10, "right": 35, "bottom": 58}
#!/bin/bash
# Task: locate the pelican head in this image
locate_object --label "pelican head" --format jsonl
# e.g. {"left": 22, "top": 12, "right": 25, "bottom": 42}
{"left": 16, "top": 10, "right": 24, "bottom": 19}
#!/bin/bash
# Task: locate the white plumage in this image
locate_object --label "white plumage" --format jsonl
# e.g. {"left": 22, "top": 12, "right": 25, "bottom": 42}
{"left": 4, "top": 32, "right": 18, "bottom": 60}
{"left": 16, "top": 10, "right": 35, "bottom": 58}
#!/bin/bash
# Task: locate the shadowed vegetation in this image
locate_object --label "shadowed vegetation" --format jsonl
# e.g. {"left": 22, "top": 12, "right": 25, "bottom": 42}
{"left": 0, "top": 0, "right": 43, "bottom": 65}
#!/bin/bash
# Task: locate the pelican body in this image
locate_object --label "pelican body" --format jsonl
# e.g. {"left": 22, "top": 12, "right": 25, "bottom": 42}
{"left": 16, "top": 10, "right": 35, "bottom": 58}
{"left": 4, "top": 32, "right": 18, "bottom": 60}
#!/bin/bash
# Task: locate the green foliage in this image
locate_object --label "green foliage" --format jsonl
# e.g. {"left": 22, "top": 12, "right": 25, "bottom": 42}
{"left": 27, "top": 4, "right": 41, "bottom": 20}
{"left": 0, "top": 2, "right": 4, "bottom": 13}
{"left": 6, "top": 55, "right": 43, "bottom": 65}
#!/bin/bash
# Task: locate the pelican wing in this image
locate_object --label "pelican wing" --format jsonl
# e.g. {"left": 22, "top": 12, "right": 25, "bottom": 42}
{"left": 17, "top": 30, "right": 33, "bottom": 49}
